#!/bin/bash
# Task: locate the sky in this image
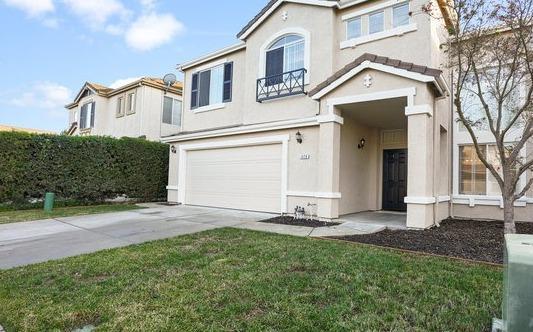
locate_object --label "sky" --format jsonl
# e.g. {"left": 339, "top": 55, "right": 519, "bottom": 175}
{"left": 0, "top": 0, "right": 265, "bottom": 132}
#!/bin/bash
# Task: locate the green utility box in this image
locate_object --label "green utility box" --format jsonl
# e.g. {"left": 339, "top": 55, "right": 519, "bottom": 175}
{"left": 44, "top": 192, "right": 55, "bottom": 212}
{"left": 502, "top": 234, "right": 533, "bottom": 332}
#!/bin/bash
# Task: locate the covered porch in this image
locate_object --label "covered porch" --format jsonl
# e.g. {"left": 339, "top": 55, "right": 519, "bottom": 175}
{"left": 309, "top": 53, "right": 451, "bottom": 229}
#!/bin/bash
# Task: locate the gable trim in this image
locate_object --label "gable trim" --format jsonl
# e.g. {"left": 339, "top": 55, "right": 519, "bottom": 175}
{"left": 238, "top": 0, "right": 337, "bottom": 40}
{"left": 311, "top": 61, "right": 447, "bottom": 100}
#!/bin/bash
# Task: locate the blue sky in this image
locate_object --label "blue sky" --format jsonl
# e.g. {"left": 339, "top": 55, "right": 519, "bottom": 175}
{"left": 0, "top": 0, "right": 265, "bottom": 132}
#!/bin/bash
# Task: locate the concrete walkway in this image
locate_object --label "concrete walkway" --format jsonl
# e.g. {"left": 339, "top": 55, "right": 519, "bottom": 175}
{"left": 0, "top": 204, "right": 382, "bottom": 269}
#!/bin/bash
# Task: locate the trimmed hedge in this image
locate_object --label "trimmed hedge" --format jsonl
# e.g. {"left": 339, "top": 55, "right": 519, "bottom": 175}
{"left": 0, "top": 132, "right": 169, "bottom": 209}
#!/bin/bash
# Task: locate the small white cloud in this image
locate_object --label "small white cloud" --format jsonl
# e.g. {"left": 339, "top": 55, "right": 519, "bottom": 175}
{"left": 2, "top": 0, "right": 54, "bottom": 17}
{"left": 9, "top": 82, "right": 72, "bottom": 117}
{"left": 125, "top": 12, "right": 184, "bottom": 51}
{"left": 109, "top": 77, "right": 142, "bottom": 89}
{"left": 63, "top": 0, "right": 130, "bottom": 29}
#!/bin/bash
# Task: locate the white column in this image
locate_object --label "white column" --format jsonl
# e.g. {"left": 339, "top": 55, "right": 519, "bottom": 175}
{"left": 405, "top": 104, "right": 436, "bottom": 229}
{"left": 316, "top": 119, "right": 342, "bottom": 219}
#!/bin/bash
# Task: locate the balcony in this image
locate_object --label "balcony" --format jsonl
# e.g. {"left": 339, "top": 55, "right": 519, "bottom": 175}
{"left": 256, "top": 68, "right": 307, "bottom": 102}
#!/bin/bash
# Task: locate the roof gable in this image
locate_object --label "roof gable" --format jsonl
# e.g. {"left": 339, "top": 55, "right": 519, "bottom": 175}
{"left": 237, "top": 0, "right": 338, "bottom": 40}
{"left": 309, "top": 53, "right": 447, "bottom": 99}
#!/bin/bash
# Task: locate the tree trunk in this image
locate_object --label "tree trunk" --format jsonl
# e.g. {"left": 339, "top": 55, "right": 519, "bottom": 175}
{"left": 503, "top": 196, "right": 517, "bottom": 234}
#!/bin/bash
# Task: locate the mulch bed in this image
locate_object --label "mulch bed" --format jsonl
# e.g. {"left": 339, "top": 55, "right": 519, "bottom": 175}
{"left": 331, "top": 219, "right": 533, "bottom": 264}
{"left": 259, "top": 216, "right": 341, "bottom": 228}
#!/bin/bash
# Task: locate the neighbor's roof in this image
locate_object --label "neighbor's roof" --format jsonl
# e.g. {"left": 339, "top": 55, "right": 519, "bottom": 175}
{"left": 309, "top": 53, "right": 446, "bottom": 99}
{"left": 0, "top": 124, "right": 55, "bottom": 134}
{"left": 237, "top": 0, "right": 454, "bottom": 40}
{"left": 66, "top": 77, "right": 183, "bottom": 109}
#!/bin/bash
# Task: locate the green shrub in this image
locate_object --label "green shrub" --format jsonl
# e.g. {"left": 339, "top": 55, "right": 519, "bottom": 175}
{"left": 0, "top": 132, "right": 169, "bottom": 209}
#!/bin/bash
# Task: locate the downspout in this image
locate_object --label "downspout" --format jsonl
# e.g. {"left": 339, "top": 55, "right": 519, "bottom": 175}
{"left": 433, "top": 96, "right": 439, "bottom": 227}
{"left": 448, "top": 38, "right": 455, "bottom": 219}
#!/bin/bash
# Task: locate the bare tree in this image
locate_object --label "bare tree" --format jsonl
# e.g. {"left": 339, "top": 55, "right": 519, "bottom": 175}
{"left": 428, "top": 0, "right": 533, "bottom": 233}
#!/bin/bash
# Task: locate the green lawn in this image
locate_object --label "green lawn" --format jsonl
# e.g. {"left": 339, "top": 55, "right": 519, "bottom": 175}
{"left": 0, "top": 228, "right": 502, "bottom": 331}
{"left": 0, "top": 204, "right": 144, "bottom": 224}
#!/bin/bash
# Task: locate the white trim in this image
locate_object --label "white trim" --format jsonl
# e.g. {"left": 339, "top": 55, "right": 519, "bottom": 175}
{"left": 452, "top": 195, "right": 533, "bottom": 208}
{"left": 180, "top": 43, "right": 245, "bottom": 71}
{"left": 191, "top": 103, "right": 226, "bottom": 114}
{"left": 238, "top": 0, "right": 337, "bottom": 40}
{"left": 326, "top": 87, "right": 417, "bottom": 108}
{"left": 405, "top": 104, "right": 433, "bottom": 117}
{"left": 166, "top": 185, "right": 179, "bottom": 191}
{"left": 340, "top": 23, "right": 417, "bottom": 49}
{"left": 193, "top": 58, "right": 227, "bottom": 73}
{"left": 338, "top": 0, "right": 370, "bottom": 10}
{"left": 177, "top": 135, "right": 290, "bottom": 213}
{"left": 404, "top": 196, "right": 437, "bottom": 205}
{"left": 341, "top": 0, "right": 408, "bottom": 21}
{"left": 316, "top": 114, "right": 344, "bottom": 125}
{"left": 311, "top": 60, "right": 440, "bottom": 100}
{"left": 162, "top": 116, "right": 320, "bottom": 143}
{"left": 258, "top": 27, "right": 311, "bottom": 85}
{"left": 438, "top": 195, "right": 451, "bottom": 202}
{"left": 286, "top": 191, "right": 342, "bottom": 199}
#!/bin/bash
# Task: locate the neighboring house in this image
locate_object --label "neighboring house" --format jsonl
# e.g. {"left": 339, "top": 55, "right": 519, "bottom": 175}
{"left": 162, "top": 0, "right": 532, "bottom": 228}
{"left": 65, "top": 78, "right": 183, "bottom": 141}
{"left": 0, "top": 124, "right": 55, "bottom": 134}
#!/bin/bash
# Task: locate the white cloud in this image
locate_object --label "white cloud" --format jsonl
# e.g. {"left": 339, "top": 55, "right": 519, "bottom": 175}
{"left": 2, "top": 0, "right": 54, "bottom": 17}
{"left": 109, "top": 77, "right": 142, "bottom": 89}
{"left": 139, "top": 0, "right": 156, "bottom": 11}
{"left": 10, "top": 82, "right": 72, "bottom": 117}
{"left": 125, "top": 13, "right": 184, "bottom": 51}
{"left": 63, "top": 0, "right": 129, "bottom": 29}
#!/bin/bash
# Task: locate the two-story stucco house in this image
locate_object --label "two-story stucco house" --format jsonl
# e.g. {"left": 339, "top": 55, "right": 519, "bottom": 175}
{"left": 163, "top": 0, "right": 532, "bottom": 228}
{"left": 65, "top": 78, "right": 183, "bottom": 141}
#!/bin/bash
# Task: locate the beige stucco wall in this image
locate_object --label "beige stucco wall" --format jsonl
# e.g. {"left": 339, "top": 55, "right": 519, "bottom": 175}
{"left": 453, "top": 205, "right": 532, "bottom": 222}
{"left": 68, "top": 85, "right": 181, "bottom": 141}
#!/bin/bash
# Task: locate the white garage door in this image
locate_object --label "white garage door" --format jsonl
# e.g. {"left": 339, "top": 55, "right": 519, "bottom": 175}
{"left": 185, "top": 144, "right": 282, "bottom": 213}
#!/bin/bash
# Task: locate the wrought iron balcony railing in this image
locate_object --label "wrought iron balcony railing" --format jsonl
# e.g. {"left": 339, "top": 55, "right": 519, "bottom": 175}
{"left": 256, "top": 68, "right": 307, "bottom": 102}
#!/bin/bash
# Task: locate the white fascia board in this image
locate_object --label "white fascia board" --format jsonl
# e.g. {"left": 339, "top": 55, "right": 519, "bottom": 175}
{"left": 340, "top": 24, "right": 418, "bottom": 49}
{"left": 239, "top": 0, "right": 337, "bottom": 40}
{"left": 179, "top": 43, "right": 245, "bottom": 71}
{"left": 162, "top": 117, "right": 320, "bottom": 143}
{"left": 341, "top": 0, "right": 408, "bottom": 21}
{"left": 312, "top": 61, "right": 438, "bottom": 100}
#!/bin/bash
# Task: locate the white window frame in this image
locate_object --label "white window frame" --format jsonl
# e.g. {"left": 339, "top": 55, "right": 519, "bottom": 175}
{"left": 258, "top": 27, "right": 311, "bottom": 85}
{"left": 368, "top": 10, "right": 385, "bottom": 35}
{"left": 116, "top": 96, "right": 124, "bottom": 117}
{"left": 346, "top": 16, "right": 362, "bottom": 40}
{"left": 162, "top": 96, "right": 182, "bottom": 127}
{"left": 392, "top": 2, "right": 410, "bottom": 28}
{"left": 190, "top": 58, "right": 228, "bottom": 113}
{"left": 80, "top": 101, "right": 94, "bottom": 130}
{"left": 126, "top": 92, "right": 136, "bottom": 115}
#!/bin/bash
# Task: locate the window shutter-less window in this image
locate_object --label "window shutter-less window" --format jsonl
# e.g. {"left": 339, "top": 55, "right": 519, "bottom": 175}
{"left": 191, "top": 73, "right": 199, "bottom": 109}
{"left": 223, "top": 62, "right": 233, "bottom": 102}
{"left": 266, "top": 47, "right": 284, "bottom": 86}
{"left": 198, "top": 70, "right": 211, "bottom": 107}
{"left": 90, "top": 102, "right": 95, "bottom": 127}
{"left": 80, "top": 104, "right": 87, "bottom": 129}
{"left": 162, "top": 96, "right": 173, "bottom": 124}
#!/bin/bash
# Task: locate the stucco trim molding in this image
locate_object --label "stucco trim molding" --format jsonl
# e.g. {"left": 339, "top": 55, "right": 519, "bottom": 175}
{"left": 162, "top": 116, "right": 321, "bottom": 143}
{"left": 404, "top": 196, "right": 437, "bottom": 205}
{"left": 452, "top": 195, "right": 533, "bottom": 208}
{"left": 316, "top": 114, "right": 344, "bottom": 125}
{"left": 340, "top": 23, "right": 417, "bottom": 49}
{"left": 177, "top": 135, "right": 290, "bottom": 213}
{"left": 286, "top": 191, "right": 342, "bottom": 199}
{"left": 405, "top": 104, "right": 433, "bottom": 117}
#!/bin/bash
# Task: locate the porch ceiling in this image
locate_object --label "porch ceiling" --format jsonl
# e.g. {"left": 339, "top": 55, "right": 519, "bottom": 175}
{"left": 338, "top": 97, "right": 407, "bottom": 129}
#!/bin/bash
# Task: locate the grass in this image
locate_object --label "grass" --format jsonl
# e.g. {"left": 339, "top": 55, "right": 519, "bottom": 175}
{"left": 0, "top": 228, "right": 502, "bottom": 331}
{"left": 0, "top": 204, "right": 144, "bottom": 224}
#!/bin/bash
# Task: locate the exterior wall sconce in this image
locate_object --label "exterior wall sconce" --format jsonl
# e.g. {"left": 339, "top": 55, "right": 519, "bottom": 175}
{"left": 295, "top": 131, "right": 303, "bottom": 144}
{"left": 170, "top": 145, "right": 177, "bottom": 154}
{"left": 358, "top": 138, "right": 366, "bottom": 150}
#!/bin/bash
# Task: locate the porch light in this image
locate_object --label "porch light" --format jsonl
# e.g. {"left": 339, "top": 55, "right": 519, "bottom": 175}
{"left": 170, "top": 145, "right": 177, "bottom": 154}
{"left": 296, "top": 131, "right": 303, "bottom": 144}
{"left": 358, "top": 138, "right": 366, "bottom": 150}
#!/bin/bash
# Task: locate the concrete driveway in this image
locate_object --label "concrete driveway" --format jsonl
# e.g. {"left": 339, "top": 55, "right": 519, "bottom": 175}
{"left": 0, "top": 205, "right": 275, "bottom": 270}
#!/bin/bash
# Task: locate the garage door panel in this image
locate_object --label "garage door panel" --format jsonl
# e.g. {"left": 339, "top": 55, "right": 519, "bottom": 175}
{"left": 185, "top": 144, "right": 282, "bottom": 213}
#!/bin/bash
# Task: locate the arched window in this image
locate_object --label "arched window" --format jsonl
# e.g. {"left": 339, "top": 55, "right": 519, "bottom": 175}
{"left": 265, "top": 34, "right": 305, "bottom": 84}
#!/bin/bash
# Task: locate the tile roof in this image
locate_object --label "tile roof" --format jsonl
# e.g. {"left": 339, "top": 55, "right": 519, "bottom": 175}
{"left": 308, "top": 53, "right": 443, "bottom": 97}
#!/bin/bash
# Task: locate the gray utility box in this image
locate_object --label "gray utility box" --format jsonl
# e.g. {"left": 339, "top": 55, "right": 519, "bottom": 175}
{"left": 502, "top": 234, "right": 533, "bottom": 332}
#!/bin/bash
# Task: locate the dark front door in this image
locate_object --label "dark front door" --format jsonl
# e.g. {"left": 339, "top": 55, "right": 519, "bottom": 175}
{"left": 382, "top": 149, "right": 407, "bottom": 212}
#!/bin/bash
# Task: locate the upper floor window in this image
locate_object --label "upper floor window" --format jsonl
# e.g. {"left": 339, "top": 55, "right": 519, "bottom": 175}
{"left": 265, "top": 34, "right": 305, "bottom": 84}
{"left": 369, "top": 10, "right": 385, "bottom": 34}
{"left": 393, "top": 3, "right": 410, "bottom": 28}
{"left": 80, "top": 101, "right": 95, "bottom": 129}
{"left": 116, "top": 96, "right": 124, "bottom": 117}
{"left": 163, "top": 96, "right": 182, "bottom": 126}
{"left": 191, "top": 62, "right": 233, "bottom": 110}
{"left": 347, "top": 17, "right": 362, "bottom": 40}
{"left": 127, "top": 92, "right": 136, "bottom": 114}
